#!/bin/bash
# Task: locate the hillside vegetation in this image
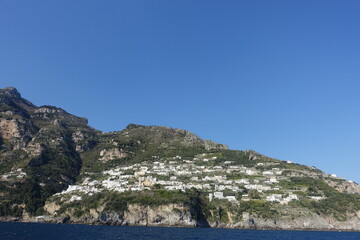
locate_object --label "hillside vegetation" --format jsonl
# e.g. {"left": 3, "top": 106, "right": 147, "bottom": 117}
{"left": 1, "top": 87, "right": 360, "bottom": 230}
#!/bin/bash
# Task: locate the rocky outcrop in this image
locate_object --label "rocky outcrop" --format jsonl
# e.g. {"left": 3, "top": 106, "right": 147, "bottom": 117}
{"left": 0, "top": 118, "right": 36, "bottom": 151}
{"left": 13, "top": 203, "right": 360, "bottom": 231}
{"left": 206, "top": 213, "right": 360, "bottom": 231}
{"left": 99, "top": 148, "right": 127, "bottom": 162}
{"left": 245, "top": 150, "right": 264, "bottom": 161}
{"left": 34, "top": 107, "right": 66, "bottom": 114}
{"left": 44, "top": 202, "right": 61, "bottom": 215}
{"left": 204, "top": 140, "right": 228, "bottom": 151}
{"left": 123, "top": 204, "right": 195, "bottom": 227}
{"left": 0, "top": 119, "right": 25, "bottom": 139}
{"left": 62, "top": 204, "right": 197, "bottom": 227}
{"left": 71, "top": 130, "right": 97, "bottom": 153}
{"left": 0, "top": 87, "right": 22, "bottom": 100}
{"left": 0, "top": 87, "right": 36, "bottom": 112}
{"left": 325, "top": 179, "right": 360, "bottom": 195}
{"left": 124, "top": 124, "right": 228, "bottom": 150}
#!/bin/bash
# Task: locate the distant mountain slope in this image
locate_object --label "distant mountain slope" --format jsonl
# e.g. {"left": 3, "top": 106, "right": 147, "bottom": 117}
{"left": 1, "top": 87, "right": 360, "bottom": 231}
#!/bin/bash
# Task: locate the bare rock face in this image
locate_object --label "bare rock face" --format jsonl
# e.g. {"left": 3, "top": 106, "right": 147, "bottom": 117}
{"left": 208, "top": 213, "right": 360, "bottom": 230}
{"left": 325, "top": 179, "right": 360, "bottom": 194}
{"left": 123, "top": 204, "right": 148, "bottom": 226}
{"left": 71, "top": 130, "right": 97, "bottom": 153}
{"left": 0, "top": 118, "right": 24, "bottom": 139}
{"left": 123, "top": 204, "right": 195, "bottom": 227}
{"left": 72, "top": 131, "right": 85, "bottom": 143}
{"left": 44, "top": 202, "right": 61, "bottom": 215}
{"left": 99, "top": 212, "right": 125, "bottom": 225}
{"left": 0, "top": 87, "right": 36, "bottom": 111}
{"left": 33, "top": 105, "right": 89, "bottom": 125}
{"left": 0, "top": 118, "right": 35, "bottom": 151}
{"left": 204, "top": 140, "right": 228, "bottom": 150}
{"left": 24, "top": 141, "right": 43, "bottom": 157}
{"left": 176, "top": 129, "right": 228, "bottom": 150}
{"left": 147, "top": 204, "right": 195, "bottom": 226}
{"left": 34, "top": 107, "right": 65, "bottom": 114}
{"left": 0, "top": 87, "right": 21, "bottom": 99}
{"left": 99, "top": 148, "right": 127, "bottom": 162}
{"left": 79, "top": 204, "right": 196, "bottom": 227}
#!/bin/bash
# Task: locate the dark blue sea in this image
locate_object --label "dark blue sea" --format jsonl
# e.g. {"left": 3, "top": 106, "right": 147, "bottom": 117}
{"left": 1, "top": 222, "right": 359, "bottom": 240}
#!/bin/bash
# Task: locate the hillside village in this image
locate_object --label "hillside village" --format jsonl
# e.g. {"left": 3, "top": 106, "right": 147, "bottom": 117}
{"left": 2, "top": 87, "right": 360, "bottom": 230}
{"left": 52, "top": 151, "right": 344, "bottom": 208}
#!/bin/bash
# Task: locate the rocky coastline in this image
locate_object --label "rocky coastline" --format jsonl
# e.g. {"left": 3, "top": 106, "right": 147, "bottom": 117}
{"left": 2, "top": 203, "right": 360, "bottom": 232}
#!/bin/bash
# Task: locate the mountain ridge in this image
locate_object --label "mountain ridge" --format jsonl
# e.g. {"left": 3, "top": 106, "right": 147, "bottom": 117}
{"left": 1, "top": 87, "right": 360, "bottom": 231}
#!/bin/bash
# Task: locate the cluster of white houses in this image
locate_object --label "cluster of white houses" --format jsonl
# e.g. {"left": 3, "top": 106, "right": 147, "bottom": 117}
{"left": 0, "top": 145, "right": 352, "bottom": 214}
{"left": 55, "top": 153, "right": 333, "bottom": 204}
{"left": 30, "top": 155, "right": 342, "bottom": 222}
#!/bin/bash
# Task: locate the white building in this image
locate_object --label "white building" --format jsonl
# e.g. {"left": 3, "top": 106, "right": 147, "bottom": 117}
{"left": 266, "top": 194, "right": 282, "bottom": 202}
{"left": 214, "top": 192, "right": 224, "bottom": 199}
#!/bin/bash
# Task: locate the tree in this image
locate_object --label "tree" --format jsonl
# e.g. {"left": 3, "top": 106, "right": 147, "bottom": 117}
{"left": 248, "top": 189, "right": 260, "bottom": 199}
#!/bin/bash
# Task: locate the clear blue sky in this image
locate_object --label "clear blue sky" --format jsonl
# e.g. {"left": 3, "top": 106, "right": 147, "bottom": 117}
{"left": 1, "top": 1, "right": 360, "bottom": 182}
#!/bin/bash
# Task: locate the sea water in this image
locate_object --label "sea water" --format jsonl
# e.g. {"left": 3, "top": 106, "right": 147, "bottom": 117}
{"left": 1, "top": 222, "right": 359, "bottom": 240}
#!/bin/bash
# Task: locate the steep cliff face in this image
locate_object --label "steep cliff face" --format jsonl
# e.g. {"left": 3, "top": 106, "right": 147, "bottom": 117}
{"left": 0, "top": 87, "right": 97, "bottom": 215}
{"left": 28, "top": 203, "right": 199, "bottom": 227}
{"left": 97, "top": 204, "right": 196, "bottom": 227}
{"left": 16, "top": 201, "right": 360, "bottom": 231}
